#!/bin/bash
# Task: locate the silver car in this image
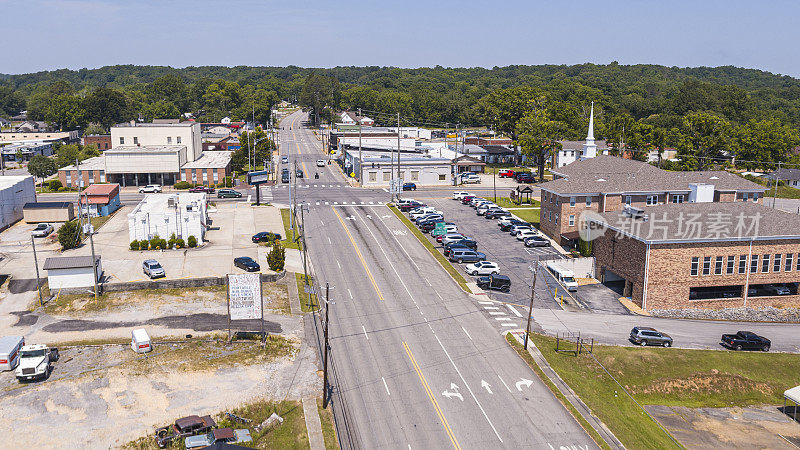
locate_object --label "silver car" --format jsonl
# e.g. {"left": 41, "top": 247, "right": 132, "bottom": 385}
{"left": 31, "top": 223, "right": 54, "bottom": 237}
{"left": 629, "top": 327, "right": 673, "bottom": 347}
{"left": 142, "top": 259, "right": 165, "bottom": 279}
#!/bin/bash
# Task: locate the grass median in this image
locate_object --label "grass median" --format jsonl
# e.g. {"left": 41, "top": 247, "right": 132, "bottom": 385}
{"left": 296, "top": 272, "right": 319, "bottom": 312}
{"left": 317, "top": 398, "right": 339, "bottom": 450}
{"left": 388, "top": 205, "right": 470, "bottom": 293}
{"left": 509, "top": 208, "right": 540, "bottom": 227}
{"left": 493, "top": 197, "right": 540, "bottom": 209}
{"left": 280, "top": 208, "right": 301, "bottom": 250}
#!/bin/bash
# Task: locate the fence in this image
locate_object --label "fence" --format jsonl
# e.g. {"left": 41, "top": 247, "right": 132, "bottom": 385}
{"left": 555, "top": 331, "right": 594, "bottom": 355}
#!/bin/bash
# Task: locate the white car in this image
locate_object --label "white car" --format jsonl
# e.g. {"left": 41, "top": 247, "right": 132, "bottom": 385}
{"left": 139, "top": 184, "right": 162, "bottom": 193}
{"left": 316, "top": 159, "right": 325, "bottom": 167}
{"left": 410, "top": 209, "right": 441, "bottom": 220}
{"left": 465, "top": 261, "right": 500, "bottom": 276}
{"left": 476, "top": 203, "right": 497, "bottom": 215}
{"left": 441, "top": 234, "right": 466, "bottom": 245}
{"left": 462, "top": 174, "right": 481, "bottom": 184}
{"left": 452, "top": 191, "right": 470, "bottom": 200}
{"left": 441, "top": 224, "right": 458, "bottom": 234}
{"left": 397, "top": 198, "right": 417, "bottom": 206}
{"left": 510, "top": 224, "right": 533, "bottom": 235}
{"left": 31, "top": 223, "right": 53, "bottom": 237}
{"left": 516, "top": 229, "right": 541, "bottom": 241}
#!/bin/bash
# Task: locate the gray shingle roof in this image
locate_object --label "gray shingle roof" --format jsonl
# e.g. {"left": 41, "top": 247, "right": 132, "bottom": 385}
{"left": 589, "top": 202, "right": 800, "bottom": 243}
{"left": 43, "top": 255, "right": 100, "bottom": 270}
{"left": 772, "top": 167, "right": 800, "bottom": 182}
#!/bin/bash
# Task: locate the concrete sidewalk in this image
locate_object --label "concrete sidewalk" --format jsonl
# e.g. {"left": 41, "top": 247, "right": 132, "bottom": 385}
{"left": 302, "top": 397, "right": 326, "bottom": 450}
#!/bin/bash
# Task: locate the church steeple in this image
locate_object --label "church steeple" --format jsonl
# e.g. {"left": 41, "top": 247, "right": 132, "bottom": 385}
{"left": 586, "top": 101, "right": 595, "bottom": 141}
{"left": 582, "top": 101, "right": 597, "bottom": 159}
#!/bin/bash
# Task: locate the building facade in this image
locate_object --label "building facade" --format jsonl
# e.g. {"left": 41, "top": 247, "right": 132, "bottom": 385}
{"left": 127, "top": 193, "right": 208, "bottom": 243}
{"left": 0, "top": 176, "right": 36, "bottom": 230}
{"left": 343, "top": 149, "right": 453, "bottom": 187}
{"left": 83, "top": 134, "right": 112, "bottom": 151}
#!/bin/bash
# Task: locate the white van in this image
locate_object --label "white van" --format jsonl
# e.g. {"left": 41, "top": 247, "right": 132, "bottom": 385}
{"left": 0, "top": 336, "right": 25, "bottom": 371}
{"left": 547, "top": 263, "right": 579, "bottom": 292}
{"left": 131, "top": 329, "right": 152, "bottom": 353}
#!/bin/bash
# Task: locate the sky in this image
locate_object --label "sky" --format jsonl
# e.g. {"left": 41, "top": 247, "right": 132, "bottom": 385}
{"left": 2, "top": 0, "right": 799, "bottom": 77}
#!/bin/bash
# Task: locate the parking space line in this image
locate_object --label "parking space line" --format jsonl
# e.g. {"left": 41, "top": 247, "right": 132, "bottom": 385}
{"left": 461, "top": 326, "right": 472, "bottom": 341}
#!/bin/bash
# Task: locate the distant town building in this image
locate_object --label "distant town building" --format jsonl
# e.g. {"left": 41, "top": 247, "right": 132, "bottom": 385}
{"left": 83, "top": 134, "right": 113, "bottom": 151}
{"left": 79, "top": 183, "right": 121, "bottom": 217}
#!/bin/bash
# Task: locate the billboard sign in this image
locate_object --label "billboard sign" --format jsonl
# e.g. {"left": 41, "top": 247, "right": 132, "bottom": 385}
{"left": 227, "top": 273, "right": 262, "bottom": 320}
{"left": 247, "top": 170, "right": 271, "bottom": 185}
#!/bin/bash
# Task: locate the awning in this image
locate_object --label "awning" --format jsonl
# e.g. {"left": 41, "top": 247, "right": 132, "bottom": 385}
{"left": 785, "top": 385, "right": 800, "bottom": 404}
{"left": 561, "top": 231, "right": 581, "bottom": 241}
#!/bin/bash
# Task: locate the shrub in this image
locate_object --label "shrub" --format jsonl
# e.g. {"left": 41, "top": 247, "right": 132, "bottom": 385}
{"left": 130, "top": 240, "right": 140, "bottom": 250}
{"left": 167, "top": 233, "right": 176, "bottom": 249}
{"left": 174, "top": 181, "right": 192, "bottom": 190}
{"left": 149, "top": 235, "right": 161, "bottom": 250}
{"left": 57, "top": 186, "right": 66, "bottom": 192}
{"left": 57, "top": 221, "right": 82, "bottom": 250}
{"left": 187, "top": 235, "right": 197, "bottom": 248}
{"left": 175, "top": 238, "right": 185, "bottom": 248}
{"left": 48, "top": 180, "right": 63, "bottom": 191}
{"left": 267, "top": 240, "right": 285, "bottom": 272}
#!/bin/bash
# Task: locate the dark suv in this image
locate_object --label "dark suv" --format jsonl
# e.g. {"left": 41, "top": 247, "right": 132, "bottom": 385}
{"left": 448, "top": 249, "right": 486, "bottom": 264}
{"left": 629, "top": 327, "right": 673, "bottom": 347}
{"left": 444, "top": 239, "right": 477, "bottom": 254}
{"left": 515, "top": 172, "right": 534, "bottom": 183}
{"left": 476, "top": 274, "right": 511, "bottom": 292}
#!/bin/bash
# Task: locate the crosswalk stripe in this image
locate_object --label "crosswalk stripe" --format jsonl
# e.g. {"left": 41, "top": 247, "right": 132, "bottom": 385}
{"left": 483, "top": 306, "right": 500, "bottom": 310}
{"left": 325, "top": 202, "right": 329, "bottom": 205}
{"left": 500, "top": 323, "right": 518, "bottom": 327}
{"left": 495, "top": 317, "right": 512, "bottom": 321}
{"left": 507, "top": 304, "right": 523, "bottom": 317}
{"left": 488, "top": 312, "right": 505, "bottom": 316}
{"left": 316, "top": 202, "right": 319, "bottom": 206}
{"left": 334, "top": 202, "right": 338, "bottom": 205}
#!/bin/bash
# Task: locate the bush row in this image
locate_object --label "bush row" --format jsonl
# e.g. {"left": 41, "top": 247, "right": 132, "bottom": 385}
{"left": 173, "top": 177, "right": 234, "bottom": 190}
{"left": 130, "top": 234, "right": 197, "bottom": 250}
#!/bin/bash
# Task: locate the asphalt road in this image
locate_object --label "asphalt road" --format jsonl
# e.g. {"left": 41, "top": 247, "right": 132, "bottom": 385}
{"left": 278, "top": 111, "right": 596, "bottom": 449}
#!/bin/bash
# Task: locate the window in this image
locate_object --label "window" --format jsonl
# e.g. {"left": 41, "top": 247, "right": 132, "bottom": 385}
{"left": 213, "top": 171, "right": 219, "bottom": 183}
{"left": 554, "top": 213, "right": 558, "bottom": 225}
{"left": 411, "top": 170, "right": 419, "bottom": 181}
{"left": 438, "top": 174, "right": 446, "bottom": 181}
{"left": 202, "top": 171, "right": 208, "bottom": 183}
{"left": 690, "top": 257, "right": 699, "bottom": 276}
{"left": 774, "top": 253, "right": 782, "bottom": 272}
{"left": 625, "top": 195, "right": 632, "bottom": 205}
{"left": 167, "top": 136, "right": 172, "bottom": 144}
{"left": 586, "top": 197, "right": 592, "bottom": 207}
{"left": 714, "top": 256, "right": 723, "bottom": 275}
{"left": 786, "top": 253, "right": 793, "bottom": 271}
{"left": 751, "top": 255, "right": 759, "bottom": 273}
{"left": 672, "top": 194, "right": 684, "bottom": 203}
{"left": 727, "top": 256, "right": 735, "bottom": 274}
{"left": 738, "top": 255, "right": 747, "bottom": 274}
{"left": 742, "top": 193, "right": 749, "bottom": 202}
{"left": 702, "top": 257, "right": 711, "bottom": 275}
{"left": 99, "top": 171, "right": 105, "bottom": 183}
{"left": 647, "top": 195, "right": 658, "bottom": 206}
{"left": 797, "top": 253, "right": 800, "bottom": 271}
{"left": 369, "top": 172, "right": 377, "bottom": 182}
{"left": 543, "top": 192, "right": 548, "bottom": 202}
{"left": 570, "top": 197, "right": 576, "bottom": 207}
{"left": 569, "top": 215, "right": 575, "bottom": 226}
{"left": 181, "top": 171, "right": 187, "bottom": 181}
{"left": 119, "top": 137, "right": 125, "bottom": 145}
{"left": 762, "top": 254, "right": 770, "bottom": 273}
{"left": 753, "top": 193, "right": 759, "bottom": 203}
{"left": 133, "top": 136, "right": 139, "bottom": 145}
{"left": 191, "top": 171, "right": 197, "bottom": 183}
{"left": 177, "top": 136, "right": 182, "bottom": 144}
{"left": 383, "top": 172, "right": 391, "bottom": 181}
{"left": 65, "top": 171, "right": 71, "bottom": 186}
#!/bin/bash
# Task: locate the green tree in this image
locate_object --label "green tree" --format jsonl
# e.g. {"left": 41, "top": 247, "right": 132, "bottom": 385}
{"left": 735, "top": 118, "right": 800, "bottom": 170}
{"left": 239, "top": 129, "right": 275, "bottom": 169}
{"left": 675, "top": 112, "right": 733, "bottom": 170}
{"left": 516, "top": 109, "right": 566, "bottom": 182}
{"left": 142, "top": 100, "right": 180, "bottom": 122}
{"left": 27, "top": 155, "right": 57, "bottom": 187}
{"left": 83, "top": 88, "right": 130, "bottom": 128}
{"left": 83, "top": 123, "right": 107, "bottom": 135}
{"left": 299, "top": 73, "right": 340, "bottom": 125}
{"left": 57, "top": 221, "right": 82, "bottom": 250}
{"left": 477, "top": 86, "right": 546, "bottom": 138}
{"left": 267, "top": 240, "right": 285, "bottom": 272}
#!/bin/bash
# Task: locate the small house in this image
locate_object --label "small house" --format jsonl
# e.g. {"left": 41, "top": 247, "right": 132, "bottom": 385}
{"left": 43, "top": 256, "right": 102, "bottom": 290}
{"left": 80, "top": 184, "right": 121, "bottom": 217}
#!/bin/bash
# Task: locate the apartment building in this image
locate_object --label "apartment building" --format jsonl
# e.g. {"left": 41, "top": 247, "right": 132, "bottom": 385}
{"left": 539, "top": 155, "right": 767, "bottom": 245}
{"left": 588, "top": 202, "right": 800, "bottom": 310}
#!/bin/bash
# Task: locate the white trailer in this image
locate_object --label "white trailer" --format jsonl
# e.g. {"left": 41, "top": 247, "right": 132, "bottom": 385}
{"left": 131, "top": 328, "right": 152, "bottom": 353}
{"left": 0, "top": 336, "right": 25, "bottom": 371}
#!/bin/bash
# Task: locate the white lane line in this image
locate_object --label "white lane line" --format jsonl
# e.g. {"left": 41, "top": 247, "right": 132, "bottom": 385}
{"left": 362, "top": 326, "right": 369, "bottom": 340}
{"left": 424, "top": 278, "right": 432, "bottom": 287}
{"left": 500, "top": 323, "right": 518, "bottom": 327}
{"left": 369, "top": 201, "right": 374, "bottom": 204}
{"left": 320, "top": 219, "right": 324, "bottom": 226}
{"left": 313, "top": 184, "right": 318, "bottom": 187}
{"left": 382, "top": 377, "right": 391, "bottom": 396}
{"left": 498, "top": 375, "right": 512, "bottom": 393}
{"left": 316, "top": 202, "right": 319, "bottom": 206}
{"left": 325, "top": 201, "right": 329, "bottom": 205}
{"left": 506, "top": 304, "right": 523, "bottom": 317}
{"left": 333, "top": 201, "right": 338, "bottom": 205}
{"left": 488, "top": 312, "right": 505, "bottom": 316}
{"left": 347, "top": 288, "right": 353, "bottom": 299}
{"left": 361, "top": 201, "right": 365, "bottom": 204}
{"left": 461, "top": 326, "right": 472, "bottom": 341}
{"left": 328, "top": 237, "right": 332, "bottom": 244}
{"left": 336, "top": 261, "right": 341, "bottom": 269}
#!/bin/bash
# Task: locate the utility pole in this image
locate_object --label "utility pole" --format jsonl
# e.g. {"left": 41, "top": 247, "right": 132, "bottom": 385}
{"left": 493, "top": 169, "right": 497, "bottom": 202}
{"left": 85, "top": 191, "right": 99, "bottom": 302}
{"left": 524, "top": 264, "right": 538, "bottom": 350}
{"left": 773, "top": 161, "right": 781, "bottom": 209}
{"left": 291, "top": 160, "right": 296, "bottom": 242}
{"left": 300, "top": 203, "right": 309, "bottom": 286}
{"left": 322, "top": 282, "right": 330, "bottom": 408}
{"left": 31, "top": 235, "right": 44, "bottom": 307}
{"left": 358, "top": 108, "right": 362, "bottom": 182}
{"left": 396, "top": 112, "right": 401, "bottom": 202}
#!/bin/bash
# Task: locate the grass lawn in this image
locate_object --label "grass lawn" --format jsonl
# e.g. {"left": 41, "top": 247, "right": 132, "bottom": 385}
{"left": 523, "top": 332, "right": 800, "bottom": 450}
{"left": 765, "top": 185, "right": 800, "bottom": 199}
{"left": 388, "top": 205, "right": 470, "bottom": 292}
{"left": 317, "top": 398, "right": 339, "bottom": 450}
{"left": 280, "top": 208, "right": 301, "bottom": 250}
{"left": 493, "top": 196, "right": 540, "bottom": 209}
{"left": 296, "top": 272, "right": 319, "bottom": 312}
{"left": 509, "top": 208, "right": 540, "bottom": 227}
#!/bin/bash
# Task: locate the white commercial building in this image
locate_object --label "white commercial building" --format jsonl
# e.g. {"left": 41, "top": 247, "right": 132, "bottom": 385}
{"left": 0, "top": 176, "right": 36, "bottom": 231}
{"left": 127, "top": 193, "right": 208, "bottom": 243}
{"left": 344, "top": 149, "right": 453, "bottom": 187}
{"left": 43, "top": 256, "right": 102, "bottom": 290}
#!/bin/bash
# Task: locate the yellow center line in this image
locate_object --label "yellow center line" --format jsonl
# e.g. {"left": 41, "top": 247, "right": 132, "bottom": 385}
{"left": 332, "top": 207, "right": 384, "bottom": 301}
{"left": 403, "top": 341, "right": 462, "bottom": 450}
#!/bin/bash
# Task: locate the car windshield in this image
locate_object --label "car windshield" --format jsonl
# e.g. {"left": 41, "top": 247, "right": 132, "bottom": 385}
{"left": 562, "top": 276, "right": 576, "bottom": 283}
{"left": 21, "top": 349, "right": 46, "bottom": 358}
{"left": 148, "top": 262, "right": 162, "bottom": 269}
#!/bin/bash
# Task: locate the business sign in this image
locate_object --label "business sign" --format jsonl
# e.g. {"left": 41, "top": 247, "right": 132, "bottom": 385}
{"left": 227, "top": 273, "right": 262, "bottom": 320}
{"left": 431, "top": 222, "right": 447, "bottom": 236}
{"left": 247, "top": 170, "right": 271, "bottom": 185}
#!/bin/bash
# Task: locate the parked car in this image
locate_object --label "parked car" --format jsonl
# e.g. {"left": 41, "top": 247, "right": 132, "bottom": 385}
{"left": 403, "top": 182, "right": 417, "bottom": 191}
{"left": 441, "top": 234, "right": 467, "bottom": 246}
{"left": 443, "top": 243, "right": 470, "bottom": 257}
{"left": 185, "top": 428, "right": 252, "bottom": 448}
{"left": 410, "top": 208, "right": 440, "bottom": 220}
{"left": 485, "top": 209, "right": 510, "bottom": 219}
{"left": 470, "top": 198, "right": 489, "bottom": 208}
{"left": 281, "top": 156, "right": 288, "bottom": 163}
{"left": 498, "top": 169, "right": 515, "bottom": 178}
{"left": 476, "top": 203, "right": 497, "bottom": 215}
{"left": 399, "top": 201, "right": 425, "bottom": 212}
{"left": 142, "top": 259, "right": 165, "bottom": 279}
{"left": 465, "top": 261, "right": 500, "bottom": 276}
{"left": 516, "top": 229, "right": 540, "bottom": 241}
{"left": 31, "top": 223, "right": 53, "bottom": 237}
{"left": 296, "top": 169, "right": 304, "bottom": 178}
{"left": 476, "top": 274, "right": 511, "bottom": 292}
{"left": 461, "top": 195, "right": 477, "bottom": 205}
{"left": 500, "top": 219, "right": 529, "bottom": 231}
{"left": 415, "top": 214, "right": 443, "bottom": 225}
{"left": 510, "top": 225, "right": 533, "bottom": 236}
{"left": 252, "top": 231, "right": 282, "bottom": 243}
{"left": 155, "top": 415, "right": 217, "bottom": 448}
{"left": 515, "top": 172, "right": 534, "bottom": 183}
{"left": 15, "top": 344, "right": 58, "bottom": 382}
{"left": 765, "top": 284, "right": 791, "bottom": 295}
{"left": 189, "top": 186, "right": 215, "bottom": 193}
{"left": 217, "top": 189, "right": 242, "bottom": 198}
{"left": 435, "top": 226, "right": 459, "bottom": 241}
{"left": 396, "top": 198, "right": 417, "bottom": 206}
{"left": 316, "top": 159, "right": 325, "bottom": 167}
{"left": 449, "top": 249, "right": 486, "bottom": 264}
{"left": 419, "top": 219, "right": 446, "bottom": 232}
{"left": 523, "top": 236, "right": 550, "bottom": 247}
{"left": 233, "top": 256, "right": 260, "bottom": 272}
{"left": 462, "top": 174, "right": 481, "bottom": 184}
{"left": 445, "top": 238, "right": 478, "bottom": 251}
{"left": 452, "top": 191, "right": 470, "bottom": 200}
{"left": 139, "top": 184, "right": 162, "bottom": 193}
{"left": 281, "top": 172, "right": 291, "bottom": 183}
{"left": 721, "top": 331, "right": 771, "bottom": 351}
{"left": 629, "top": 327, "right": 673, "bottom": 347}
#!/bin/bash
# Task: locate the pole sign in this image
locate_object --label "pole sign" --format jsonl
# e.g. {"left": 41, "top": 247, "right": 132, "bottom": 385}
{"left": 431, "top": 222, "right": 447, "bottom": 236}
{"left": 247, "top": 170, "right": 271, "bottom": 185}
{"left": 227, "top": 273, "right": 262, "bottom": 320}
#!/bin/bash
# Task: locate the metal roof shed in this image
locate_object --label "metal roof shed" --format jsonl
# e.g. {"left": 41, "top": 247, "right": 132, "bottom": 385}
{"left": 785, "top": 386, "right": 800, "bottom": 422}
{"left": 43, "top": 255, "right": 102, "bottom": 290}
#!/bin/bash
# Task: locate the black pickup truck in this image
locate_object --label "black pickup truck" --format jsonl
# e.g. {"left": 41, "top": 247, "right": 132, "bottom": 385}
{"left": 721, "top": 331, "right": 771, "bottom": 352}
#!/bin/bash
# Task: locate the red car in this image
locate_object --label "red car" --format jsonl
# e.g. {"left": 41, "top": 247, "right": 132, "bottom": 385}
{"left": 189, "top": 186, "right": 215, "bottom": 193}
{"left": 498, "top": 169, "right": 515, "bottom": 178}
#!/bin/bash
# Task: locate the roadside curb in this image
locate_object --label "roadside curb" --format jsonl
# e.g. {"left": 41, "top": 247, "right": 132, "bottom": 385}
{"left": 506, "top": 330, "right": 625, "bottom": 450}
{"left": 302, "top": 397, "right": 326, "bottom": 450}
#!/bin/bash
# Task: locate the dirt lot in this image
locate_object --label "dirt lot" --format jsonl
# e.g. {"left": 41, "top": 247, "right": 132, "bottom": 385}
{"left": 0, "top": 335, "right": 321, "bottom": 449}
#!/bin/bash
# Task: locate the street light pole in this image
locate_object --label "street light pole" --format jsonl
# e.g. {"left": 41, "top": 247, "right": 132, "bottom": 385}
{"left": 322, "top": 282, "right": 331, "bottom": 408}
{"left": 524, "top": 263, "right": 538, "bottom": 350}
{"left": 358, "top": 108, "right": 362, "bottom": 182}
{"left": 31, "top": 235, "right": 44, "bottom": 307}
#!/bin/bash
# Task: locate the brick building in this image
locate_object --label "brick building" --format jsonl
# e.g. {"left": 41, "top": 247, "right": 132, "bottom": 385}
{"left": 539, "top": 155, "right": 767, "bottom": 246}
{"left": 588, "top": 202, "right": 800, "bottom": 311}
{"left": 83, "top": 134, "right": 112, "bottom": 151}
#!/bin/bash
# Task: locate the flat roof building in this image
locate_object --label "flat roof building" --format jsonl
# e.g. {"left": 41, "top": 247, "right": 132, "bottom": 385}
{"left": 342, "top": 149, "right": 453, "bottom": 187}
{"left": 0, "top": 176, "right": 36, "bottom": 230}
{"left": 128, "top": 193, "right": 207, "bottom": 243}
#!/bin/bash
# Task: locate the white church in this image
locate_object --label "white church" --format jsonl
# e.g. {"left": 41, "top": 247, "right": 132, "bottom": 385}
{"left": 551, "top": 102, "right": 610, "bottom": 168}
